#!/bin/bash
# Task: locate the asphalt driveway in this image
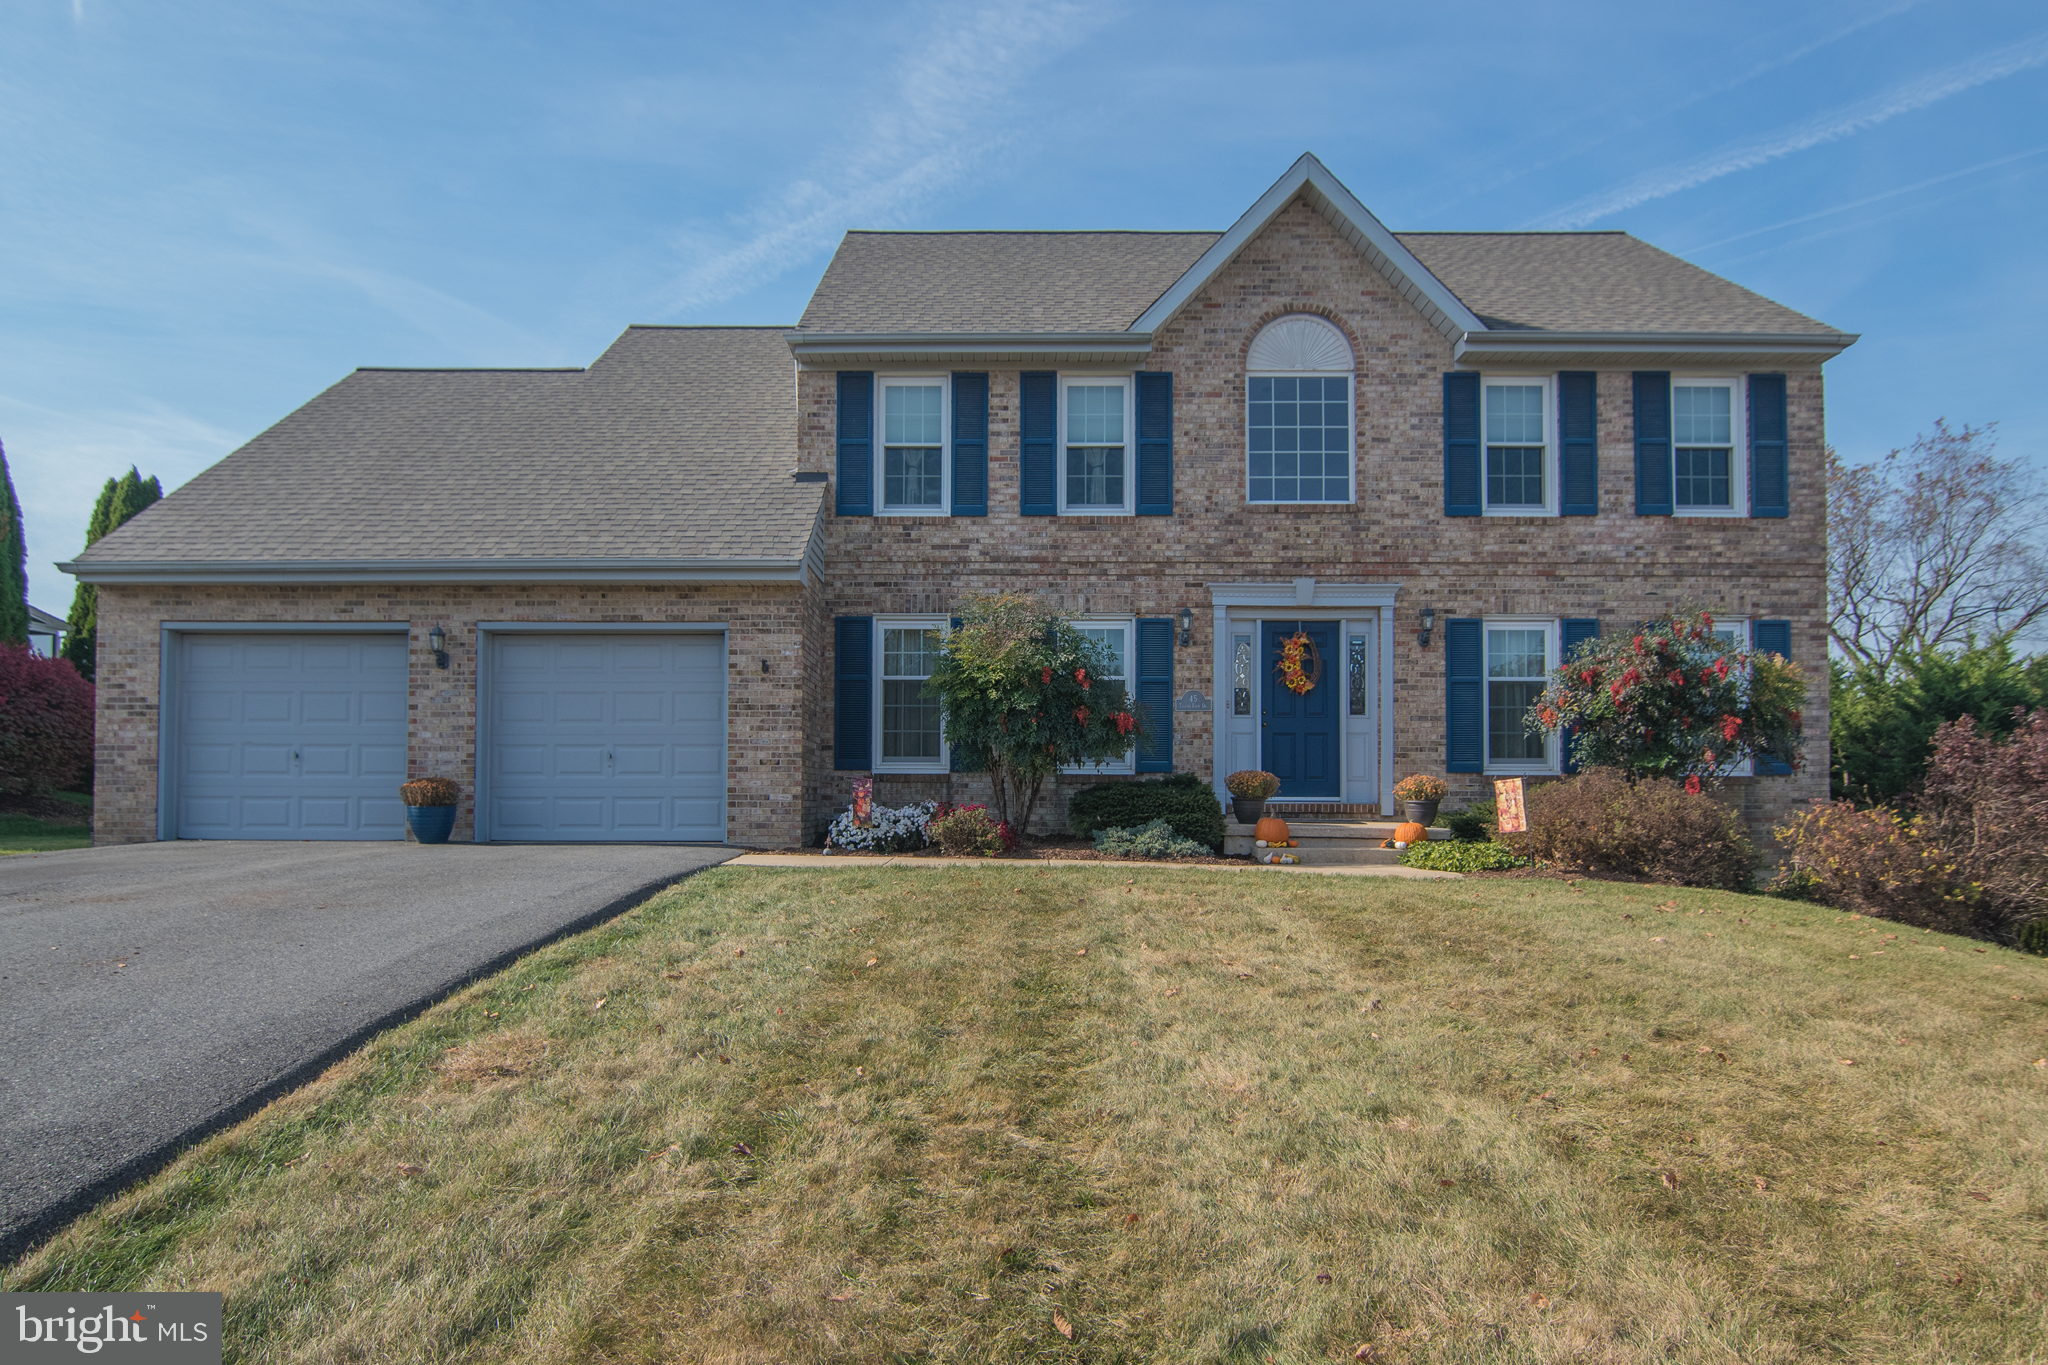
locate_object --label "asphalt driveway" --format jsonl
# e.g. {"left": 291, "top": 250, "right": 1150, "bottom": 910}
{"left": 0, "top": 840, "right": 735, "bottom": 1261}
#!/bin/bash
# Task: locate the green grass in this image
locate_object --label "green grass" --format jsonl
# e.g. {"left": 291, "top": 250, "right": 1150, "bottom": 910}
{"left": 0, "top": 792, "right": 92, "bottom": 852}
{"left": 7, "top": 867, "right": 2046, "bottom": 1363}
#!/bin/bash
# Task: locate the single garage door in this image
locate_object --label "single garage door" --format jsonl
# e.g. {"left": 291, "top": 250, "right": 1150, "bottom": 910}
{"left": 485, "top": 632, "right": 726, "bottom": 842}
{"left": 175, "top": 632, "right": 409, "bottom": 839}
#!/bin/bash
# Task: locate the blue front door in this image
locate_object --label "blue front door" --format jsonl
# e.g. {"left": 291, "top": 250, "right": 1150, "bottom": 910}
{"left": 1261, "top": 620, "right": 1340, "bottom": 798}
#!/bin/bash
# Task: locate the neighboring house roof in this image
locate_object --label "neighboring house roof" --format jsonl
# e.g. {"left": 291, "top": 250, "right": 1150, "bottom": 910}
{"left": 64, "top": 327, "right": 825, "bottom": 585}
{"left": 26, "top": 605, "right": 65, "bottom": 633}
{"left": 790, "top": 152, "right": 1855, "bottom": 370}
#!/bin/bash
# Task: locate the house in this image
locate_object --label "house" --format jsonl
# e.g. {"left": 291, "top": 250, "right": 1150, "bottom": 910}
{"left": 61, "top": 154, "right": 1852, "bottom": 847}
{"left": 26, "top": 605, "right": 67, "bottom": 660}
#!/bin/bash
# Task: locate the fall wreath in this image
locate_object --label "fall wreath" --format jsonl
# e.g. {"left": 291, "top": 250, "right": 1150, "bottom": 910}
{"left": 1276, "top": 631, "right": 1322, "bottom": 695}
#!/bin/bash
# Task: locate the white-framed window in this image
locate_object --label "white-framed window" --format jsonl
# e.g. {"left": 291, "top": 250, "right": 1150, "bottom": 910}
{"left": 1058, "top": 376, "right": 1133, "bottom": 515}
{"left": 874, "top": 616, "right": 947, "bottom": 772}
{"left": 1671, "top": 376, "right": 1746, "bottom": 517}
{"left": 1246, "top": 313, "right": 1355, "bottom": 505}
{"left": 877, "top": 376, "right": 949, "bottom": 515}
{"left": 1709, "top": 617, "right": 1754, "bottom": 776}
{"left": 1485, "top": 618, "right": 1558, "bottom": 774}
{"left": 1483, "top": 375, "right": 1557, "bottom": 516}
{"left": 1063, "top": 618, "right": 1135, "bottom": 774}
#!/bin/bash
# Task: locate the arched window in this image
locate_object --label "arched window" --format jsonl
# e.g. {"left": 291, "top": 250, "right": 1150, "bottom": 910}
{"left": 1246, "top": 314, "right": 1355, "bottom": 504}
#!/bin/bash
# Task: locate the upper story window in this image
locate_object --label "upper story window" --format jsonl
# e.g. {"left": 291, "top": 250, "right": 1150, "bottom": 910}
{"left": 1673, "top": 381, "right": 1738, "bottom": 513}
{"left": 1059, "top": 377, "right": 1132, "bottom": 515}
{"left": 878, "top": 377, "right": 948, "bottom": 515}
{"left": 1484, "top": 377, "right": 1556, "bottom": 515}
{"left": 1246, "top": 314, "right": 1354, "bottom": 504}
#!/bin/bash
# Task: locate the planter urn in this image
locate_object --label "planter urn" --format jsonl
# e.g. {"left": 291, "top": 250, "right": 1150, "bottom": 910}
{"left": 1401, "top": 799, "right": 1441, "bottom": 828}
{"left": 1230, "top": 796, "right": 1267, "bottom": 825}
{"left": 405, "top": 805, "right": 457, "bottom": 844}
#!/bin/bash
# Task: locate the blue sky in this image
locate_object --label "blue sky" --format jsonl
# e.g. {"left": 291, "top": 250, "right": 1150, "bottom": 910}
{"left": 4, "top": 0, "right": 2045, "bottom": 606}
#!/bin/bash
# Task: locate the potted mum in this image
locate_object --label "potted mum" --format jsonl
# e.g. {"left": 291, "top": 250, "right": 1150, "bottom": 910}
{"left": 1225, "top": 769, "right": 1280, "bottom": 825}
{"left": 399, "top": 777, "right": 459, "bottom": 844}
{"left": 1392, "top": 773, "right": 1447, "bottom": 827}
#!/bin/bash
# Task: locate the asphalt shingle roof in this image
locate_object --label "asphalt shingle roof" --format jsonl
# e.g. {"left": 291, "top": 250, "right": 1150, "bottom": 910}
{"left": 76, "top": 326, "right": 819, "bottom": 567}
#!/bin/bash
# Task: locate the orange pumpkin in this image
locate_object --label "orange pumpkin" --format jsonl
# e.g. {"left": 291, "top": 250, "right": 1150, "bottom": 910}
{"left": 1393, "top": 821, "right": 1428, "bottom": 845}
{"left": 1253, "top": 816, "right": 1292, "bottom": 844}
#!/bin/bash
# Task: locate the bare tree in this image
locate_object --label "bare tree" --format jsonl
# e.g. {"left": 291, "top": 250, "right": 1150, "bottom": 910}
{"left": 1829, "top": 420, "right": 2048, "bottom": 675}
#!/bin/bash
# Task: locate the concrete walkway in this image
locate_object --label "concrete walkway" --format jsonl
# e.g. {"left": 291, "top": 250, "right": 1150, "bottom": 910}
{"left": 727, "top": 853, "right": 1460, "bottom": 879}
{"left": 0, "top": 840, "right": 734, "bottom": 1261}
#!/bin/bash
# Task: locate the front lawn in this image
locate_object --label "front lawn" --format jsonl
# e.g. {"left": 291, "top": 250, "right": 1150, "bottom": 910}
{"left": 7, "top": 868, "right": 2045, "bottom": 1363}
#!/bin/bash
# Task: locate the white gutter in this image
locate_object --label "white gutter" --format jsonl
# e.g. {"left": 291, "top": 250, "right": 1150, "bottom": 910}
{"left": 58, "top": 556, "right": 813, "bottom": 586}
{"left": 785, "top": 331, "right": 1152, "bottom": 367}
{"left": 1453, "top": 329, "right": 1859, "bottom": 367}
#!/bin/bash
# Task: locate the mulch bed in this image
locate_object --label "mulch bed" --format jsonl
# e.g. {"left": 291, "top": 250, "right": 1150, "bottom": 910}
{"left": 772, "top": 834, "right": 1242, "bottom": 865}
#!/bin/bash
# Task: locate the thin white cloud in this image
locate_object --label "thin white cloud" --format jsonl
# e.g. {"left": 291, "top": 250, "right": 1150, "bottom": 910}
{"left": 663, "top": 1, "right": 1111, "bottom": 314}
{"left": 1528, "top": 30, "right": 2048, "bottom": 230}
{"left": 1683, "top": 142, "right": 2048, "bottom": 254}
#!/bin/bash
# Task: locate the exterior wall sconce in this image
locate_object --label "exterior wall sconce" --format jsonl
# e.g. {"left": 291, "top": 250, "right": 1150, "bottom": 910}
{"left": 428, "top": 625, "right": 449, "bottom": 670}
{"left": 1177, "top": 606, "right": 1194, "bottom": 647}
{"left": 1418, "top": 608, "right": 1436, "bottom": 649}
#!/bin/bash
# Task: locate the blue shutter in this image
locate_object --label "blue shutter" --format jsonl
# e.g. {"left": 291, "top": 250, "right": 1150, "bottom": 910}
{"left": 1019, "top": 371, "right": 1057, "bottom": 516}
{"left": 1446, "top": 618, "right": 1483, "bottom": 774}
{"left": 951, "top": 373, "right": 988, "bottom": 517}
{"left": 947, "top": 616, "right": 984, "bottom": 771}
{"left": 1752, "top": 619, "right": 1793, "bottom": 775}
{"left": 1749, "top": 373, "right": 1788, "bottom": 519}
{"left": 1135, "top": 371, "right": 1173, "bottom": 515}
{"left": 1134, "top": 618, "right": 1174, "bottom": 772}
{"left": 835, "top": 372, "right": 873, "bottom": 517}
{"left": 833, "top": 616, "right": 872, "bottom": 771}
{"left": 1560, "top": 618, "right": 1600, "bottom": 772}
{"left": 1560, "top": 371, "right": 1598, "bottom": 516}
{"left": 1443, "top": 372, "right": 1481, "bottom": 516}
{"left": 1633, "top": 372, "right": 1672, "bottom": 516}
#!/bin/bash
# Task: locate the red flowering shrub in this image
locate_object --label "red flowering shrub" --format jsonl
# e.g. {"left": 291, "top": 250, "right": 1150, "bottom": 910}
{"left": 0, "top": 646, "right": 95, "bottom": 795}
{"left": 1529, "top": 609, "right": 1806, "bottom": 781}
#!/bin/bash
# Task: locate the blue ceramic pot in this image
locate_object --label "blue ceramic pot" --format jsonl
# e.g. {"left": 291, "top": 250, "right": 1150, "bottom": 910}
{"left": 405, "top": 804, "right": 456, "bottom": 844}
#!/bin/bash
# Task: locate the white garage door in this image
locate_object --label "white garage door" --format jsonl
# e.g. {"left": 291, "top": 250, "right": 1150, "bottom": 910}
{"left": 485, "top": 633, "right": 726, "bottom": 842}
{"left": 175, "top": 632, "right": 409, "bottom": 840}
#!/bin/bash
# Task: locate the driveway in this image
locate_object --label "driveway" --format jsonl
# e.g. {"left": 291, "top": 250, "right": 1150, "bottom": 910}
{"left": 0, "top": 840, "right": 735, "bottom": 1261}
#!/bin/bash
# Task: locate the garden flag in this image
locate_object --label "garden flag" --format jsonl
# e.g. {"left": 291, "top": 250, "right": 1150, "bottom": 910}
{"left": 1494, "top": 778, "right": 1527, "bottom": 834}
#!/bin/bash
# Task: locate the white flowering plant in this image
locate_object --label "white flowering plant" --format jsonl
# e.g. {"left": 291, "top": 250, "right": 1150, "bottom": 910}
{"left": 826, "top": 800, "right": 941, "bottom": 854}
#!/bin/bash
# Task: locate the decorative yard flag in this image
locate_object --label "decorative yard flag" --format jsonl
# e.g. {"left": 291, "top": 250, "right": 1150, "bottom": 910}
{"left": 1494, "top": 778, "right": 1527, "bottom": 834}
{"left": 852, "top": 776, "right": 873, "bottom": 828}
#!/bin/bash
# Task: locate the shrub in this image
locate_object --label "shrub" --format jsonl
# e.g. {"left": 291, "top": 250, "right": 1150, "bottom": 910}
{"left": 399, "top": 777, "right": 459, "bottom": 807}
{"left": 1399, "top": 840, "right": 1522, "bottom": 871}
{"left": 2022, "top": 921, "right": 2048, "bottom": 957}
{"left": 1444, "top": 800, "right": 1496, "bottom": 842}
{"left": 1516, "top": 768, "right": 1756, "bottom": 891}
{"left": 1771, "top": 802, "right": 1974, "bottom": 930}
{"left": 1831, "top": 641, "right": 2048, "bottom": 804}
{"left": 827, "top": 800, "right": 939, "bottom": 854}
{"left": 1067, "top": 773, "right": 1226, "bottom": 852}
{"left": 1225, "top": 769, "right": 1279, "bottom": 799}
{"left": 929, "top": 805, "right": 1009, "bottom": 857}
{"left": 0, "top": 646, "right": 94, "bottom": 796}
{"left": 1392, "top": 773, "right": 1447, "bottom": 803}
{"left": 1092, "top": 818, "right": 1210, "bottom": 860}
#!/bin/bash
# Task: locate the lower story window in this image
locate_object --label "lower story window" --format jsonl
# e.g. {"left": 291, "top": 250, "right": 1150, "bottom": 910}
{"left": 1066, "top": 620, "right": 1133, "bottom": 773}
{"left": 1486, "top": 622, "right": 1555, "bottom": 771}
{"left": 879, "top": 623, "right": 944, "bottom": 766}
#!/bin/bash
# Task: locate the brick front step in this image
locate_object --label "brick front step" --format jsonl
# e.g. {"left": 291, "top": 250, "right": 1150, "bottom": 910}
{"left": 1224, "top": 820, "right": 1450, "bottom": 863}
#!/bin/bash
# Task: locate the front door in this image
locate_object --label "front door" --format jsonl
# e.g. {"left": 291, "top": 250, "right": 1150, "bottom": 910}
{"left": 1261, "top": 619, "right": 1340, "bottom": 799}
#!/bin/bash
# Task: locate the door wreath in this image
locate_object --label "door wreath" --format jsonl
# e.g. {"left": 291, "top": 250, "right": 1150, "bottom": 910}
{"left": 1276, "top": 631, "right": 1322, "bottom": 695}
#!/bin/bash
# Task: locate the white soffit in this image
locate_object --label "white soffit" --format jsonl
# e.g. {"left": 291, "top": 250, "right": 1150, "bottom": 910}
{"left": 1131, "top": 153, "right": 1484, "bottom": 342}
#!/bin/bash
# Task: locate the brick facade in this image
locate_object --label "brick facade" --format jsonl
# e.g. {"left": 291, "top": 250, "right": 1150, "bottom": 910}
{"left": 799, "top": 197, "right": 1830, "bottom": 843}
{"left": 90, "top": 581, "right": 813, "bottom": 847}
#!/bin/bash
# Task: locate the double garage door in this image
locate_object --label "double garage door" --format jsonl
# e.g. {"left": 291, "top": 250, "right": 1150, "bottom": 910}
{"left": 171, "top": 630, "right": 725, "bottom": 842}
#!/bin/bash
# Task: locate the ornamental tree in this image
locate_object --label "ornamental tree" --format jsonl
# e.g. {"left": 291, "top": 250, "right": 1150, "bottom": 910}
{"left": 924, "top": 592, "right": 1145, "bottom": 835}
{"left": 1527, "top": 609, "right": 1806, "bottom": 785}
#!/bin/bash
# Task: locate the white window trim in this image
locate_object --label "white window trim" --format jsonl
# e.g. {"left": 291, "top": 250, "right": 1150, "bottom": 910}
{"left": 1062, "top": 616, "right": 1136, "bottom": 775}
{"left": 1481, "top": 373, "right": 1558, "bottom": 517}
{"left": 1243, "top": 370, "right": 1358, "bottom": 507}
{"left": 875, "top": 374, "right": 951, "bottom": 517}
{"left": 1670, "top": 375, "right": 1748, "bottom": 518}
{"left": 1483, "top": 616, "right": 1560, "bottom": 776}
{"left": 1056, "top": 374, "right": 1135, "bottom": 516}
{"left": 1710, "top": 618, "right": 1755, "bottom": 777}
{"left": 873, "top": 615, "right": 949, "bottom": 774}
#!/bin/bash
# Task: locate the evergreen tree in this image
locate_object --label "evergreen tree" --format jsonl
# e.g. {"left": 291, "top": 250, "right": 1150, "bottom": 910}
{"left": 0, "top": 440, "right": 27, "bottom": 647}
{"left": 62, "top": 466, "right": 161, "bottom": 680}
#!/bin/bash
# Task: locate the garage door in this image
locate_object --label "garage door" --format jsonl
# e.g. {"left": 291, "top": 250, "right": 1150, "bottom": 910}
{"left": 175, "top": 632, "right": 409, "bottom": 839}
{"left": 485, "top": 633, "right": 726, "bottom": 842}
